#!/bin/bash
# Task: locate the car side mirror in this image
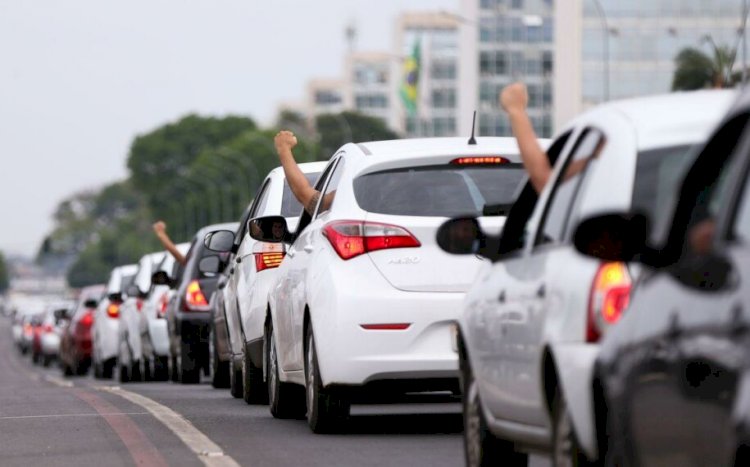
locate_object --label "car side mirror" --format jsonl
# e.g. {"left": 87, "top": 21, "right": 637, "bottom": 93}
{"left": 151, "top": 271, "right": 171, "bottom": 286}
{"left": 205, "top": 230, "right": 235, "bottom": 253}
{"left": 436, "top": 217, "right": 485, "bottom": 255}
{"left": 198, "top": 255, "right": 222, "bottom": 274}
{"left": 573, "top": 213, "right": 649, "bottom": 262}
{"left": 83, "top": 299, "right": 99, "bottom": 309}
{"left": 248, "top": 216, "right": 290, "bottom": 243}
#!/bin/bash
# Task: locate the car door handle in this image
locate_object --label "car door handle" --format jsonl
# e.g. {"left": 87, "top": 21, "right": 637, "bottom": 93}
{"left": 304, "top": 245, "right": 315, "bottom": 253}
{"left": 536, "top": 284, "right": 546, "bottom": 298}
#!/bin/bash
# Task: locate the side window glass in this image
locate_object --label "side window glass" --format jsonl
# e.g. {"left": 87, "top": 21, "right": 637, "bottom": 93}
{"left": 253, "top": 181, "right": 272, "bottom": 218}
{"left": 535, "top": 129, "right": 604, "bottom": 246}
{"left": 497, "top": 130, "right": 573, "bottom": 255}
{"left": 294, "top": 159, "right": 338, "bottom": 237}
{"left": 733, "top": 177, "right": 750, "bottom": 243}
{"left": 314, "top": 157, "right": 345, "bottom": 218}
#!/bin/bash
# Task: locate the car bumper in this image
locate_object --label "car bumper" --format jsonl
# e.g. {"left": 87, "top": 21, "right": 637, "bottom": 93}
{"left": 41, "top": 334, "right": 61, "bottom": 355}
{"left": 312, "top": 287, "right": 462, "bottom": 388}
{"left": 95, "top": 317, "right": 119, "bottom": 362}
{"left": 147, "top": 319, "right": 170, "bottom": 357}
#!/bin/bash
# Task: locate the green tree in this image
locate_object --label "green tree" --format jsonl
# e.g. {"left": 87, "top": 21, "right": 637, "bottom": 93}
{"left": 315, "top": 111, "right": 399, "bottom": 157}
{"left": 0, "top": 251, "right": 9, "bottom": 293}
{"left": 672, "top": 44, "right": 739, "bottom": 91}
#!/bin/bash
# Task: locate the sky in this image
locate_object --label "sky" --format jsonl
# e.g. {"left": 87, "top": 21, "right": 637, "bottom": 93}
{"left": 0, "top": 0, "right": 456, "bottom": 257}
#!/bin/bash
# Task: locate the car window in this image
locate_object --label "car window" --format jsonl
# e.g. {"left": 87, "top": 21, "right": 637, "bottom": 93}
{"left": 252, "top": 180, "right": 272, "bottom": 219}
{"left": 733, "top": 173, "right": 750, "bottom": 244}
{"left": 497, "top": 130, "right": 573, "bottom": 255}
{"left": 354, "top": 163, "right": 524, "bottom": 217}
{"left": 315, "top": 157, "right": 345, "bottom": 218}
{"left": 294, "top": 159, "right": 338, "bottom": 236}
{"left": 535, "top": 128, "right": 603, "bottom": 246}
{"left": 281, "top": 173, "right": 321, "bottom": 217}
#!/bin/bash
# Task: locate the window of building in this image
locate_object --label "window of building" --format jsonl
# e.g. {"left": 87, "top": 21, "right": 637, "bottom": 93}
{"left": 432, "top": 89, "right": 457, "bottom": 109}
{"left": 432, "top": 62, "right": 457, "bottom": 80}
{"left": 315, "top": 90, "right": 342, "bottom": 105}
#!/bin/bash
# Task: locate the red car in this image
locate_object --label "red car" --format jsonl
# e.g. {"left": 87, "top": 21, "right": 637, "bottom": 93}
{"left": 60, "top": 285, "right": 106, "bottom": 376}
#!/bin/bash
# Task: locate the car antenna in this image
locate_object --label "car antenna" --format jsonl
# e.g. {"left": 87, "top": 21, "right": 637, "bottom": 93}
{"left": 467, "top": 110, "right": 477, "bottom": 145}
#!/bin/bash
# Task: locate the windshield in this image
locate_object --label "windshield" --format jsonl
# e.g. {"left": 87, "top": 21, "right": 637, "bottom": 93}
{"left": 353, "top": 164, "right": 525, "bottom": 217}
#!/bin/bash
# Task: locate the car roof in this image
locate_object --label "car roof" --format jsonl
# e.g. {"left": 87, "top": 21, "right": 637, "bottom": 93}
{"left": 352, "top": 137, "right": 544, "bottom": 162}
{"left": 114, "top": 264, "right": 138, "bottom": 276}
{"left": 140, "top": 251, "right": 166, "bottom": 263}
{"left": 572, "top": 89, "right": 736, "bottom": 150}
{"left": 269, "top": 161, "right": 328, "bottom": 177}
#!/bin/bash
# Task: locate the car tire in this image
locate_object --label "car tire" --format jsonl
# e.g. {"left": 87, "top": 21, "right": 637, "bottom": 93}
{"left": 62, "top": 361, "right": 74, "bottom": 377}
{"left": 229, "top": 358, "right": 243, "bottom": 398}
{"left": 552, "top": 391, "right": 599, "bottom": 467}
{"left": 242, "top": 341, "right": 268, "bottom": 404}
{"left": 179, "top": 343, "right": 201, "bottom": 384}
{"left": 42, "top": 354, "right": 53, "bottom": 367}
{"left": 211, "top": 330, "right": 230, "bottom": 389}
{"left": 75, "top": 360, "right": 89, "bottom": 376}
{"left": 143, "top": 358, "right": 153, "bottom": 382}
{"left": 94, "top": 360, "right": 103, "bottom": 378}
{"left": 267, "top": 322, "right": 305, "bottom": 419}
{"left": 463, "top": 354, "right": 526, "bottom": 467}
{"left": 153, "top": 355, "right": 169, "bottom": 381}
{"left": 305, "top": 326, "right": 350, "bottom": 433}
{"left": 130, "top": 360, "right": 142, "bottom": 382}
{"left": 102, "top": 358, "right": 115, "bottom": 379}
{"left": 170, "top": 355, "right": 179, "bottom": 382}
{"left": 118, "top": 361, "right": 131, "bottom": 383}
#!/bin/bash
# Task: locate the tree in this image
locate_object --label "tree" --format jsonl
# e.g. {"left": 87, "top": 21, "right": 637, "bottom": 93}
{"left": 315, "top": 111, "right": 399, "bottom": 158}
{"left": 0, "top": 251, "right": 9, "bottom": 294}
{"left": 672, "top": 43, "right": 739, "bottom": 91}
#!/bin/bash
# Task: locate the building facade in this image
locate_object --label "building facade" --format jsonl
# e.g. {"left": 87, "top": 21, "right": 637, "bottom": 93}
{"left": 555, "top": 0, "right": 747, "bottom": 129}
{"left": 459, "top": 0, "right": 555, "bottom": 138}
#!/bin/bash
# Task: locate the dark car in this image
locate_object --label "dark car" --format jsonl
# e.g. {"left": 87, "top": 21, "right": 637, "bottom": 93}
{"left": 59, "top": 285, "right": 106, "bottom": 376}
{"left": 163, "top": 222, "right": 238, "bottom": 384}
{"left": 574, "top": 89, "right": 750, "bottom": 466}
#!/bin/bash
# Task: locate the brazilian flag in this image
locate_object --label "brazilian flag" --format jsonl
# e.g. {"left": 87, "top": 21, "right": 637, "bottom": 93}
{"left": 400, "top": 41, "right": 421, "bottom": 116}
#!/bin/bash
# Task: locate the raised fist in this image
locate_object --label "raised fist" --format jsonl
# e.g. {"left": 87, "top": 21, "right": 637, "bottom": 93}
{"left": 500, "top": 82, "right": 529, "bottom": 115}
{"left": 274, "top": 130, "right": 298, "bottom": 153}
{"left": 153, "top": 221, "right": 167, "bottom": 235}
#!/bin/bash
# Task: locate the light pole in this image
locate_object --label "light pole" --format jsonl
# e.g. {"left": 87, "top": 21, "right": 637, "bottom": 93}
{"left": 591, "top": 0, "right": 610, "bottom": 101}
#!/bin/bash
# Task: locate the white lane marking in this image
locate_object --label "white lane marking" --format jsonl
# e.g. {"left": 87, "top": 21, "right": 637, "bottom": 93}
{"left": 45, "top": 375, "right": 74, "bottom": 388}
{"left": 0, "top": 412, "right": 149, "bottom": 420}
{"left": 98, "top": 386, "right": 241, "bottom": 467}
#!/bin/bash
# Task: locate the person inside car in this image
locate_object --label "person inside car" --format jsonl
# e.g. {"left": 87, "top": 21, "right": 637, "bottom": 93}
{"left": 274, "top": 130, "right": 334, "bottom": 214}
{"left": 153, "top": 221, "right": 187, "bottom": 266}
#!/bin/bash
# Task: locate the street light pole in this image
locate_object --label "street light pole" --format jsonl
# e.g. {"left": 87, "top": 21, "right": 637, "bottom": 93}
{"left": 591, "top": 0, "right": 610, "bottom": 101}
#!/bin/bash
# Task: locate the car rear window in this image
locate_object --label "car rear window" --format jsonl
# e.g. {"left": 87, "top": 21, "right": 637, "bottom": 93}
{"left": 120, "top": 274, "right": 135, "bottom": 292}
{"left": 353, "top": 164, "right": 525, "bottom": 217}
{"left": 281, "top": 173, "right": 321, "bottom": 217}
{"left": 632, "top": 145, "right": 695, "bottom": 240}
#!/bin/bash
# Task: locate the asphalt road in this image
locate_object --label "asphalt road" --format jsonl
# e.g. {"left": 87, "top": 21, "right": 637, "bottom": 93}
{"left": 0, "top": 317, "right": 549, "bottom": 466}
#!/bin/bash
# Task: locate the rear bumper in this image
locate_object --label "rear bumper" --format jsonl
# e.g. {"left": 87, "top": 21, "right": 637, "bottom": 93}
{"left": 147, "top": 319, "right": 170, "bottom": 357}
{"left": 95, "top": 317, "right": 119, "bottom": 362}
{"left": 41, "top": 334, "right": 61, "bottom": 355}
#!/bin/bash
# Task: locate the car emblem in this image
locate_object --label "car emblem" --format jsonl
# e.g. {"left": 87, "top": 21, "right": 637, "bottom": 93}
{"left": 387, "top": 256, "right": 421, "bottom": 265}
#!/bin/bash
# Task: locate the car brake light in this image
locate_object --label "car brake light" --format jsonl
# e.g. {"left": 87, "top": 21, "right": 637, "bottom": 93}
{"left": 587, "top": 262, "right": 631, "bottom": 343}
{"left": 43, "top": 324, "right": 54, "bottom": 333}
{"left": 360, "top": 323, "right": 411, "bottom": 330}
{"left": 158, "top": 293, "right": 169, "bottom": 318}
{"left": 107, "top": 303, "right": 120, "bottom": 318}
{"left": 23, "top": 323, "right": 32, "bottom": 335}
{"left": 323, "top": 220, "right": 421, "bottom": 260}
{"left": 80, "top": 312, "right": 94, "bottom": 327}
{"left": 184, "top": 280, "right": 209, "bottom": 311}
{"left": 136, "top": 298, "right": 143, "bottom": 312}
{"left": 255, "top": 252, "right": 285, "bottom": 271}
{"left": 451, "top": 156, "right": 510, "bottom": 165}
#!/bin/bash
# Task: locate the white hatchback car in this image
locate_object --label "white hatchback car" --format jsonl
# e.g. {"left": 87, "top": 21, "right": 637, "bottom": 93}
{"left": 249, "top": 137, "right": 540, "bottom": 433}
{"left": 118, "top": 251, "right": 166, "bottom": 382}
{"left": 92, "top": 264, "right": 137, "bottom": 379}
{"left": 437, "top": 90, "right": 734, "bottom": 466}
{"left": 205, "top": 161, "right": 326, "bottom": 402}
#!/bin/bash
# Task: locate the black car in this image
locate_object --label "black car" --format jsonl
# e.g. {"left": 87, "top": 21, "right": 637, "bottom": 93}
{"left": 161, "top": 222, "right": 238, "bottom": 384}
{"left": 574, "top": 89, "right": 750, "bottom": 466}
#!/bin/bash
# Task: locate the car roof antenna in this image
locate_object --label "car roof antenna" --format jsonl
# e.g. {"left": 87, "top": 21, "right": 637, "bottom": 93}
{"left": 467, "top": 110, "right": 477, "bottom": 145}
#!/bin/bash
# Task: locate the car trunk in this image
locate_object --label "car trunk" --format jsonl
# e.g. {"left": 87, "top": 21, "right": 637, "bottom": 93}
{"left": 364, "top": 213, "right": 504, "bottom": 292}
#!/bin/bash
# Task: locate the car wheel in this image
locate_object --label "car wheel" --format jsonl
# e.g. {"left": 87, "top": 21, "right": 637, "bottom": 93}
{"left": 211, "top": 330, "right": 230, "bottom": 389}
{"left": 553, "top": 391, "right": 599, "bottom": 467}
{"left": 93, "top": 360, "right": 103, "bottom": 378}
{"left": 179, "top": 342, "right": 200, "bottom": 384}
{"left": 130, "top": 359, "right": 142, "bottom": 382}
{"left": 42, "top": 354, "right": 53, "bottom": 367}
{"left": 102, "top": 358, "right": 115, "bottom": 379}
{"left": 170, "top": 354, "right": 179, "bottom": 382}
{"left": 305, "top": 326, "right": 350, "bottom": 433}
{"left": 143, "top": 358, "right": 153, "bottom": 382}
{"left": 267, "top": 322, "right": 305, "bottom": 419}
{"left": 242, "top": 341, "right": 268, "bottom": 404}
{"left": 463, "top": 355, "right": 526, "bottom": 467}
{"left": 153, "top": 355, "right": 169, "bottom": 381}
{"left": 62, "top": 361, "right": 74, "bottom": 377}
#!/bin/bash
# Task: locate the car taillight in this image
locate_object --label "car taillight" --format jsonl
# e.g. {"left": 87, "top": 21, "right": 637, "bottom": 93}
{"left": 23, "top": 324, "right": 32, "bottom": 335}
{"left": 136, "top": 298, "right": 143, "bottom": 312}
{"left": 184, "top": 280, "right": 209, "bottom": 311}
{"left": 255, "top": 252, "right": 285, "bottom": 272}
{"left": 43, "top": 324, "right": 54, "bottom": 333}
{"left": 587, "top": 262, "right": 631, "bottom": 343}
{"left": 158, "top": 293, "right": 169, "bottom": 318}
{"left": 107, "top": 303, "right": 120, "bottom": 318}
{"left": 450, "top": 156, "right": 510, "bottom": 165}
{"left": 322, "top": 220, "right": 421, "bottom": 260}
{"left": 80, "top": 312, "right": 94, "bottom": 327}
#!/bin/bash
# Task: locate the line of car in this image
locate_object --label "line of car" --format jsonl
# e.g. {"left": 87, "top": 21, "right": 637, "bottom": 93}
{"left": 8, "top": 86, "right": 750, "bottom": 466}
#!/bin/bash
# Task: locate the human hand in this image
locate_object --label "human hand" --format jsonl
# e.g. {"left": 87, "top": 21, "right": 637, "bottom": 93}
{"left": 274, "top": 131, "right": 298, "bottom": 154}
{"left": 500, "top": 82, "right": 529, "bottom": 115}
{"left": 153, "top": 221, "right": 167, "bottom": 235}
